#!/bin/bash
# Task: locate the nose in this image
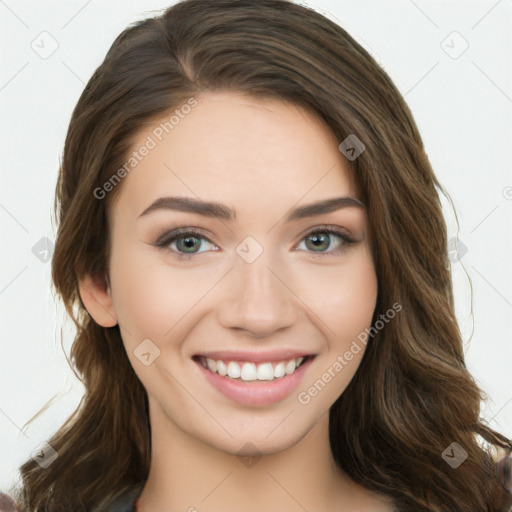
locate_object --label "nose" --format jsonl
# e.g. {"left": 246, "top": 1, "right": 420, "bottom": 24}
{"left": 217, "top": 254, "right": 298, "bottom": 338}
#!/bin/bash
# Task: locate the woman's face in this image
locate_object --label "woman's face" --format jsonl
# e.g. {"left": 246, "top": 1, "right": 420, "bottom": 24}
{"left": 91, "top": 92, "right": 377, "bottom": 455}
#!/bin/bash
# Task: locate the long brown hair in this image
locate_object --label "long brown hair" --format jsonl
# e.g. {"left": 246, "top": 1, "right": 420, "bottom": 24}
{"left": 15, "top": 0, "right": 512, "bottom": 510}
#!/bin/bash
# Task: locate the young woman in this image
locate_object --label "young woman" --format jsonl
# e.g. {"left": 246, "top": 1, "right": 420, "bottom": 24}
{"left": 14, "top": 0, "right": 512, "bottom": 511}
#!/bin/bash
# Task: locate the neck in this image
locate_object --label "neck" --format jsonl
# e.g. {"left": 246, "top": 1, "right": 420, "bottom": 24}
{"left": 137, "top": 405, "right": 363, "bottom": 512}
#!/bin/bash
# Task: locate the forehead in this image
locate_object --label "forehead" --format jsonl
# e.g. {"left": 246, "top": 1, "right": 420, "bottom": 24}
{"left": 110, "top": 92, "right": 357, "bottom": 219}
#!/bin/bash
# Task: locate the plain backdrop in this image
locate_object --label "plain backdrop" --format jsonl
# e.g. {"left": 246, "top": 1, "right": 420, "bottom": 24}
{"left": 1, "top": 0, "right": 511, "bottom": 492}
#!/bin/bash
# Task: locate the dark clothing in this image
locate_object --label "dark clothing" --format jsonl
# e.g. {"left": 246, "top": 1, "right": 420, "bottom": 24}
{"left": 105, "top": 488, "right": 139, "bottom": 512}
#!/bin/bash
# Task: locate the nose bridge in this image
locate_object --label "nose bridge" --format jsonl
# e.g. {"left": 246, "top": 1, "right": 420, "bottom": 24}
{"left": 217, "top": 246, "right": 297, "bottom": 336}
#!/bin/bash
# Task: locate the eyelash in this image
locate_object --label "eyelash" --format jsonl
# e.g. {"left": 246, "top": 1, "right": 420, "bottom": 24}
{"left": 153, "top": 226, "right": 356, "bottom": 260}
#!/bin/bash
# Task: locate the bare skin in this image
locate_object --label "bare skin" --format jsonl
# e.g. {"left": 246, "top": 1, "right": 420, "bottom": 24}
{"left": 80, "top": 93, "right": 394, "bottom": 512}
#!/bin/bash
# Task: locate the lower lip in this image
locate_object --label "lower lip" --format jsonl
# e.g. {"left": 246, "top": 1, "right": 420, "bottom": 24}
{"left": 195, "top": 357, "right": 314, "bottom": 407}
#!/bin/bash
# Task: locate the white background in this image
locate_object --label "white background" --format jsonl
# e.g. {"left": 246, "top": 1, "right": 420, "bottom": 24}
{"left": 1, "top": 0, "right": 511, "bottom": 492}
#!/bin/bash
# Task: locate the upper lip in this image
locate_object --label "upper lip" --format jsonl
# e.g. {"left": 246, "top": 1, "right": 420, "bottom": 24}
{"left": 194, "top": 349, "right": 316, "bottom": 363}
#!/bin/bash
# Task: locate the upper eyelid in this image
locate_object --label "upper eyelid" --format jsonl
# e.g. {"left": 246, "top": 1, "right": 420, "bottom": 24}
{"left": 157, "top": 224, "right": 352, "bottom": 239}
{"left": 153, "top": 227, "right": 213, "bottom": 247}
{"left": 297, "top": 225, "right": 353, "bottom": 239}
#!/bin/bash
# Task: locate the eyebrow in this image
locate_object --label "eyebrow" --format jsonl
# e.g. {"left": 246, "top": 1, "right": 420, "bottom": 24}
{"left": 137, "top": 195, "right": 364, "bottom": 222}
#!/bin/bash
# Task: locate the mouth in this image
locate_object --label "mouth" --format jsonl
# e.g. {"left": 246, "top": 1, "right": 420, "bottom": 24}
{"left": 192, "top": 354, "right": 314, "bottom": 382}
{"left": 192, "top": 353, "right": 316, "bottom": 406}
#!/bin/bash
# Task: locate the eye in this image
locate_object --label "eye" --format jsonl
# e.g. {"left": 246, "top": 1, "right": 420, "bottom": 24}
{"left": 154, "top": 226, "right": 356, "bottom": 260}
{"left": 295, "top": 227, "right": 356, "bottom": 255}
{"left": 154, "top": 228, "right": 218, "bottom": 260}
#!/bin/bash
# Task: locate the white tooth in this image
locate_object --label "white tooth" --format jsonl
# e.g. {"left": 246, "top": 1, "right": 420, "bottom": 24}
{"left": 273, "top": 361, "right": 285, "bottom": 378}
{"left": 217, "top": 360, "right": 227, "bottom": 376}
{"left": 227, "top": 361, "right": 241, "bottom": 378}
{"left": 206, "top": 357, "right": 217, "bottom": 373}
{"left": 257, "top": 362, "right": 274, "bottom": 380}
{"left": 199, "top": 356, "right": 207, "bottom": 368}
{"left": 285, "top": 359, "right": 296, "bottom": 375}
{"left": 296, "top": 356, "right": 304, "bottom": 366}
{"left": 241, "top": 362, "right": 257, "bottom": 381}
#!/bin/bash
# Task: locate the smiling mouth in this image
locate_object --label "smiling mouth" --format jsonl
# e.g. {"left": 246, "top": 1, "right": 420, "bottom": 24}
{"left": 192, "top": 355, "right": 314, "bottom": 382}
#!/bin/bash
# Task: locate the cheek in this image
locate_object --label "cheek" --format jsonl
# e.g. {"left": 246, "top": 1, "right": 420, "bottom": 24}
{"left": 108, "top": 244, "right": 223, "bottom": 348}
{"left": 297, "top": 253, "right": 377, "bottom": 407}
{"left": 109, "top": 236, "right": 377, "bottom": 346}
{"left": 304, "top": 251, "right": 378, "bottom": 343}
{"left": 108, "top": 247, "right": 183, "bottom": 342}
